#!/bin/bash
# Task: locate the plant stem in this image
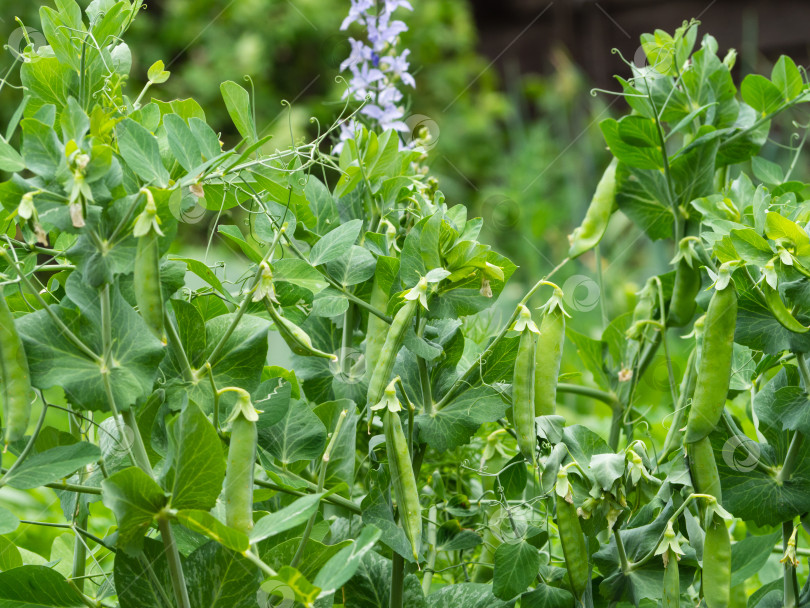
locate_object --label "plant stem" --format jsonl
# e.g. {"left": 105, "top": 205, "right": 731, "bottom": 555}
{"left": 244, "top": 549, "right": 278, "bottom": 577}
{"left": 614, "top": 527, "right": 630, "bottom": 574}
{"left": 0, "top": 398, "right": 48, "bottom": 486}
{"left": 19, "top": 520, "right": 113, "bottom": 551}
{"left": 290, "top": 410, "right": 347, "bottom": 569}
{"left": 390, "top": 552, "right": 405, "bottom": 608}
{"left": 608, "top": 407, "right": 623, "bottom": 452}
{"left": 422, "top": 505, "right": 438, "bottom": 595}
{"left": 164, "top": 309, "right": 194, "bottom": 382}
{"left": 253, "top": 477, "right": 361, "bottom": 514}
{"left": 557, "top": 384, "right": 620, "bottom": 409}
{"left": 157, "top": 516, "right": 191, "bottom": 608}
{"left": 783, "top": 520, "right": 800, "bottom": 608}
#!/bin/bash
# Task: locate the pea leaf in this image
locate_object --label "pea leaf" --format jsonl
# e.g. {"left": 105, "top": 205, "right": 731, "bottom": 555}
{"left": 169, "top": 401, "right": 225, "bottom": 510}
{"left": 164, "top": 113, "right": 202, "bottom": 173}
{"left": 426, "top": 583, "right": 512, "bottom": 608}
{"left": 17, "top": 276, "right": 165, "bottom": 411}
{"left": 326, "top": 245, "right": 377, "bottom": 286}
{"left": 0, "top": 137, "right": 24, "bottom": 172}
{"left": 116, "top": 118, "right": 170, "bottom": 187}
{"left": 101, "top": 467, "right": 167, "bottom": 555}
{"left": 0, "top": 565, "right": 86, "bottom": 607}
{"left": 273, "top": 258, "right": 329, "bottom": 295}
{"left": 416, "top": 385, "right": 508, "bottom": 452}
{"left": 250, "top": 492, "right": 325, "bottom": 543}
{"left": 205, "top": 313, "right": 270, "bottom": 396}
{"left": 730, "top": 531, "right": 781, "bottom": 587}
{"left": 259, "top": 398, "right": 326, "bottom": 464}
{"left": 493, "top": 540, "right": 542, "bottom": 600}
{"left": 313, "top": 524, "right": 382, "bottom": 596}
{"left": 741, "top": 74, "right": 784, "bottom": 116}
{"left": 614, "top": 162, "right": 674, "bottom": 241}
{"left": 342, "top": 550, "right": 425, "bottom": 608}
{"left": 220, "top": 81, "right": 256, "bottom": 143}
{"left": 3, "top": 442, "right": 101, "bottom": 490}
{"left": 21, "top": 118, "right": 64, "bottom": 180}
{"left": 770, "top": 55, "right": 803, "bottom": 102}
{"left": 184, "top": 541, "right": 261, "bottom": 608}
{"left": 114, "top": 537, "right": 173, "bottom": 608}
{"left": 263, "top": 537, "right": 352, "bottom": 582}
{"left": 521, "top": 584, "right": 575, "bottom": 608}
{"left": 309, "top": 219, "right": 363, "bottom": 265}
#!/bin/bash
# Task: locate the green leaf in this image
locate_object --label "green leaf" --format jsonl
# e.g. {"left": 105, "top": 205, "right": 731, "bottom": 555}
{"left": 185, "top": 541, "right": 261, "bottom": 608}
{"left": 169, "top": 401, "right": 226, "bottom": 510}
{"left": 0, "top": 565, "right": 85, "bottom": 606}
{"left": 754, "top": 385, "right": 810, "bottom": 435}
{"left": 521, "top": 584, "right": 575, "bottom": 608}
{"left": 216, "top": 225, "right": 263, "bottom": 264}
{"left": 342, "top": 550, "right": 425, "bottom": 608}
{"left": 147, "top": 60, "right": 170, "bottom": 84}
{"left": 311, "top": 289, "right": 349, "bottom": 318}
{"left": 326, "top": 245, "right": 377, "bottom": 286}
{"left": 175, "top": 511, "right": 238, "bottom": 551}
{"left": 741, "top": 74, "right": 784, "bottom": 116}
{"left": 492, "top": 540, "right": 541, "bottom": 600}
{"left": 250, "top": 492, "right": 325, "bottom": 543}
{"left": 262, "top": 537, "right": 352, "bottom": 582}
{"left": 0, "top": 506, "right": 19, "bottom": 536}
{"left": 312, "top": 399, "right": 358, "bottom": 493}
{"left": 21, "top": 118, "right": 64, "bottom": 180}
{"left": 303, "top": 176, "right": 338, "bottom": 235}
{"left": 259, "top": 398, "right": 326, "bottom": 464}
{"left": 205, "top": 313, "right": 270, "bottom": 397}
{"left": 614, "top": 162, "right": 674, "bottom": 240}
{"left": 0, "top": 137, "right": 24, "bottom": 173}
{"left": 600, "top": 118, "right": 661, "bottom": 170}
{"left": 313, "top": 524, "right": 382, "bottom": 596}
{"left": 752, "top": 157, "right": 784, "bottom": 185}
{"left": 565, "top": 328, "right": 611, "bottom": 391}
{"left": 17, "top": 276, "right": 165, "bottom": 411}
{"left": 416, "top": 385, "right": 508, "bottom": 451}
{"left": 730, "top": 531, "right": 781, "bottom": 587}
{"left": 273, "top": 258, "right": 329, "bottom": 295}
{"left": 220, "top": 81, "right": 256, "bottom": 143}
{"left": 309, "top": 219, "right": 363, "bottom": 265}
{"left": 164, "top": 113, "right": 202, "bottom": 173}
{"left": 3, "top": 442, "right": 100, "bottom": 490}
{"left": 360, "top": 483, "right": 415, "bottom": 562}
{"left": 116, "top": 118, "right": 170, "bottom": 187}
{"left": 261, "top": 566, "right": 321, "bottom": 606}
{"left": 771, "top": 55, "right": 803, "bottom": 102}
{"left": 20, "top": 57, "right": 76, "bottom": 118}
{"left": 189, "top": 117, "right": 222, "bottom": 160}
{"left": 426, "top": 583, "right": 512, "bottom": 608}
{"left": 0, "top": 536, "right": 22, "bottom": 572}
{"left": 101, "top": 467, "right": 167, "bottom": 555}
{"left": 114, "top": 537, "right": 173, "bottom": 608}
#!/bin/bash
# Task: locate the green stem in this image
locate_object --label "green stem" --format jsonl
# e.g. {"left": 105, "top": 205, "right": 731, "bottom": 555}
{"left": 0, "top": 398, "right": 48, "bottom": 486}
{"left": 422, "top": 506, "right": 438, "bottom": 595}
{"left": 244, "top": 549, "right": 278, "bottom": 577}
{"left": 19, "top": 520, "right": 112, "bottom": 550}
{"left": 608, "top": 407, "right": 623, "bottom": 452}
{"left": 157, "top": 516, "right": 191, "bottom": 608}
{"left": 164, "top": 308, "right": 194, "bottom": 382}
{"left": 253, "top": 477, "right": 361, "bottom": 514}
{"left": 614, "top": 526, "right": 630, "bottom": 574}
{"left": 390, "top": 552, "right": 405, "bottom": 608}
{"left": 556, "top": 384, "right": 620, "bottom": 409}
{"left": 783, "top": 520, "right": 799, "bottom": 608}
{"left": 290, "top": 410, "right": 347, "bottom": 569}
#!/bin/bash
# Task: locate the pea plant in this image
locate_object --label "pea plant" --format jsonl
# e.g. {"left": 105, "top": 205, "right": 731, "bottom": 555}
{"left": 1, "top": 2, "right": 810, "bottom": 607}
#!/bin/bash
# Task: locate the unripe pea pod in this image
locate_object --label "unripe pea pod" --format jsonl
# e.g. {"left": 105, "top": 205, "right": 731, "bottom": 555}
{"left": 133, "top": 189, "right": 165, "bottom": 342}
{"left": 663, "top": 548, "right": 680, "bottom": 608}
{"left": 667, "top": 259, "right": 701, "bottom": 328}
{"left": 684, "top": 283, "right": 737, "bottom": 444}
{"left": 367, "top": 279, "right": 427, "bottom": 407}
{"left": 364, "top": 274, "right": 389, "bottom": 381}
{"left": 568, "top": 158, "right": 618, "bottom": 258}
{"left": 702, "top": 515, "right": 731, "bottom": 608}
{"left": 687, "top": 436, "right": 722, "bottom": 504}
{"left": 134, "top": 231, "right": 165, "bottom": 342}
{"left": 555, "top": 491, "right": 588, "bottom": 599}
{"left": 383, "top": 406, "right": 422, "bottom": 561}
{"left": 511, "top": 305, "right": 539, "bottom": 464}
{"left": 0, "top": 291, "right": 31, "bottom": 445}
{"left": 265, "top": 302, "right": 338, "bottom": 361}
{"left": 761, "top": 282, "right": 809, "bottom": 333}
{"left": 222, "top": 389, "right": 258, "bottom": 534}
{"left": 534, "top": 289, "right": 566, "bottom": 417}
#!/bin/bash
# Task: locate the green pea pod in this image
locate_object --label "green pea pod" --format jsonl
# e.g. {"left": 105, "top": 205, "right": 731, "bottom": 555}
{"left": 384, "top": 408, "right": 422, "bottom": 561}
{"left": 762, "top": 283, "right": 809, "bottom": 333}
{"left": 556, "top": 493, "right": 588, "bottom": 599}
{"left": 687, "top": 436, "right": 722, "bottom": 503}
{"left": 684, "top": 284, "right": 737, "bottom": 443}
{"left": 0, "top": 295, "right": 31, "bottom": 445}
{"left": 513, "top": 326, "right": 538, "bottom": 464}
{"left": 225, "top": 412, "right": 257, "bottom": 534}
{"left": 663, "top": 549, "right": 679, "bottom": 608}
{"left": 265, "top": 302, "right": 337, "bottom": 361}
{"left": 367, "top": 299, "right": 417, "bottom": 406}
{"left": 568, "top": 158, "right": 618, "bottom": 258}
{"left": 534, "top": 303, "right": 565, "bottom": 416}
{"left": 365, "top": 275, "right": 389, "bottom": 380}
{"left": 702, "top": 516, "right": 731, "bottom": 608}
{"left": 659, "top": 349, "right": 697, "bottom": 462}
{"left": 667, "top": 259, "right": 701, "bottom": 327}
{"left": 134, "top": 231, "right": 165, "bottom": 342}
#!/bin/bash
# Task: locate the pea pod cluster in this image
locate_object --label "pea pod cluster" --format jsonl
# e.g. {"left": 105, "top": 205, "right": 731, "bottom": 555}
{"left": 0, "top": 290, "right": 31, "bottom": 445}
